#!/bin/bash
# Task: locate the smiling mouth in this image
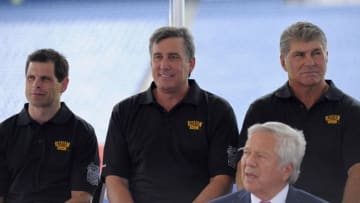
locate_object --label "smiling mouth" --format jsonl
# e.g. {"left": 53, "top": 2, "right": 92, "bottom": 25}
{"left": 160, "top": 73, "right": 174, "bottom": 78}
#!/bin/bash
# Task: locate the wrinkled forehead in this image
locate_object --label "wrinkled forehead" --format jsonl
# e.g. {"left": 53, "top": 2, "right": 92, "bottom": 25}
{"left": 240, "top": 133, "right": 278, "bottom": 155}
{"left": 289, "top": 39, "right": 326, "bottom": 51}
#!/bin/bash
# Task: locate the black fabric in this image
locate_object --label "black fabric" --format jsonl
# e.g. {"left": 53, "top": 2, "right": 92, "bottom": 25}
{"left": 238, "top": 80, "right": 360, "bottom": 203}
{"left": 0, "top": 103, "right": 100, "bottom": 202}
{"left": 102, "top": 79, "right": 239, "bottom": 203}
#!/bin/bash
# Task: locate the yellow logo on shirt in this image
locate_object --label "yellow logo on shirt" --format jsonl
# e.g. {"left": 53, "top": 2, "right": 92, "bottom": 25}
{"left": 325, "top": 114, "right": 341, "bottom": 124}
{"left": 54, "top": 141, "right": 71, "bottom": 151}
{"left": 187, "top": 120, "right": 203, "bottom": 130}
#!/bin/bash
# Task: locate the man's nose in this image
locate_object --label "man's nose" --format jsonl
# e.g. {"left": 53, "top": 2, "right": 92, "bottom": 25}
{"left": 159, "top": 58, "right": 171, "bottom": 69}
{"left": 242, "top": 154, "right": 257, "bottom": 167}
{"left": 304, "top": 54, "right": 316, "bottom": 66}
{"left": 32, "top": 78, "right": 42, "bottom": 88}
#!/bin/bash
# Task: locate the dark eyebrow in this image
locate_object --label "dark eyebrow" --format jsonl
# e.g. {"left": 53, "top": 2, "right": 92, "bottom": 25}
{"left": 40, "top": 75, "right": 52, "bottom": 80}
{"left": 312, "top": 48, "right": 322, "bottom": 52}
{"left": 293, "top": 51, "right": 305, "bottom": 54}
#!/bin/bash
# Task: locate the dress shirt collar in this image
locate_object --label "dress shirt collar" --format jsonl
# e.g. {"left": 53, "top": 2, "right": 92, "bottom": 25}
{"left": 250, "top": 184, "right": 289, "bottom": 203}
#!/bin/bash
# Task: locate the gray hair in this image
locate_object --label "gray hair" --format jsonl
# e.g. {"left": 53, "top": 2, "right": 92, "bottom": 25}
{"left": 280, "top": 21, "right": 327, "bottom": 56}
{"left": 149, "top": 26, "right": 195, "bottom": 60}
{"left": 247, "top": 121, "right": 306, "bottom": 184}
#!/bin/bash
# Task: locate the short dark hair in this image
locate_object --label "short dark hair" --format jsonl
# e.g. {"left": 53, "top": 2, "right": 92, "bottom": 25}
{"left": 149, "top": 26, "right": 195, "bottom": 60}
{"left": 280, "top": 21, "right": 327, "bottom": 56}
{"left": 25, "top": 48, "right": 69, "bottom": 82}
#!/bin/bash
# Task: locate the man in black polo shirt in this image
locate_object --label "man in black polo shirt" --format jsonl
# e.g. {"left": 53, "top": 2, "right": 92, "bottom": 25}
{"left": 0, "top": 49, "right": 100, "bottom": 203}
{"left": 102, "top": 26, "right": 239, "bottom": 203}
{"left": 238, "top": 21, "right": 360, "bottom": 203}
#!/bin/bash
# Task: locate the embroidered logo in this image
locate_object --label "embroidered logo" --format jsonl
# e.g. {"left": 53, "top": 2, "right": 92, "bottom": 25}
{"left": 325, "top": 114, "right": 341, "bottom": 124}
{"left": 187, "top": 120, "right": 203, "bottom": 130}
{"left": 54, "top": 141, "right": 71, "bottom": 151}
{"left": 87, "top": 162, "right": 100, "bottom": 186}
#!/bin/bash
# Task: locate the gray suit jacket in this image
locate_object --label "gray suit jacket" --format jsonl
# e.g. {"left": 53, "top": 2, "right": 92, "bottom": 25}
{"left": 208, "top": 185, "right": 329, "bottom": 203}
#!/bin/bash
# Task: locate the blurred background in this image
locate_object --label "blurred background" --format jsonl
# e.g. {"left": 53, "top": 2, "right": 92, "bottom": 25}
{"left": 1, "top": 0, "right": 360, "bottom": 158}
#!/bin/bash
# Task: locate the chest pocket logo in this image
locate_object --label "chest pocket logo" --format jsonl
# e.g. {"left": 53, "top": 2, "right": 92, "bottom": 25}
{"left": 325, "top": 114, "right": 341, "bottom": 124}
{"left": 187, "top": 120, "right": 203, "bottom": 130}
{"left": 54, "top": 141, "right": 71, "bottom": 151}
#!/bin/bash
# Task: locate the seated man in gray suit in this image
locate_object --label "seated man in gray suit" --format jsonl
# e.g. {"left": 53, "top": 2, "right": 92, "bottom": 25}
{"left": 209, "top": 121, "right": 328, "bottom": 203}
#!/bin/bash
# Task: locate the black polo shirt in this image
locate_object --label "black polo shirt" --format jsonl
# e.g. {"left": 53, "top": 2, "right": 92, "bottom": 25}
{"left": 239, "top": 80, "right": 360, "bottom": 203}
{"left": 0, "top": 102, "right": 100, "bottom": 203}
{"left": 102, "top": 79, "right": 239, "bottom": 203}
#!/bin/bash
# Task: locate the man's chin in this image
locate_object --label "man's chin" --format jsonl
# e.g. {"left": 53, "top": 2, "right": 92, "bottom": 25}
{"left": 29, "top": 102, "right": 51, "bottom": 108}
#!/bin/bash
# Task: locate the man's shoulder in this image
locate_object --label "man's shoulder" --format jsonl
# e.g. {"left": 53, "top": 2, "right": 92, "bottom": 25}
{"left": 247, "top": 90, "right": 283, "bottom": 112}
{"left": 188, "top": 79, "right": 232, "bottom": 106}
{"left": 209, "top": 190, "right": 249, "bottom": 203}
{"left": 72, "top": 114, "right": 95, "bottom": 134}
{"left": 114, "top": 91, "right": 148, "bottom": 109}
{"left": 0, "top": 113, "right": 19, "bottom": 132}
{"left": 61, "top": 104, "right": 95, "bottom": 135}
{"left": 323, "top": 83, "right": 360, "bottom": 117}
{"left": 338, "top": 92, "right": 360, "bottom": 109}
{"left": 202, "top": 90, "right": 232, "bottom": 106}
{"left": 252, "top": 91, "right": 278, "bottom": 103}
{"left": 107, "top": 92, "right": 150, "bottom": 125}
{"left": 288, "top": 186, "right": 329, "bottom": 203}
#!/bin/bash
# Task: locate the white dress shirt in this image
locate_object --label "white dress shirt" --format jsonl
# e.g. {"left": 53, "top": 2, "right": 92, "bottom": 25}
{"left": 251, "top": 184, "right": 289, "bottom": 203}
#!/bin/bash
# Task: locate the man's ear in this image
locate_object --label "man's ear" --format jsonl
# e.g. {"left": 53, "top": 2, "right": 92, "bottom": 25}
{"left": 61, "top": 77, "right": 69, "bottom": 93}
{"left": 325, "top": 51, "right": 329, "bottom": 63}
{"left": 188, "top": 57, "right": 196, "bottom": 77}
{"left": 280, "top": 54, "right": 288, "bottom": 72}
{"left": 282, "top": 163, "right": 294, "bottom": 181}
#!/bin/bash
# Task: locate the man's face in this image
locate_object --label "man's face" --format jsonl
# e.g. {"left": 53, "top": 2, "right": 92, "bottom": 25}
{"left": 280, "top": 40, "right": 328, "bottom": 87}
{"left": 150, "top": 37, "right": 195, "bottom": 94}
{"left": 25, "top": 61, "right": 68, "bottom": 108}
{"left": 240, "top": 131, "right": 292, "bottom": 199}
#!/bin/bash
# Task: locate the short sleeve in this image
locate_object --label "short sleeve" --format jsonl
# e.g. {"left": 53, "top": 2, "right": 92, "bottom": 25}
{"left": 70, "top": 120, "right": 100, "bottom": 194}
{"left": 101, "top": 103, "right": 131, "bottom": 179}
{"left": 342, "top": 100, "right": 360, "bottom": 171}
{"left": 0, "top": 123, "right": 10, "bottom": 196}
{"left": 207, "top": 97, "right": 239, "bottom": 177}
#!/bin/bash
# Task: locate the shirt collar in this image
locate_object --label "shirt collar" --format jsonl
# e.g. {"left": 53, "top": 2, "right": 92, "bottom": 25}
{"left": 275, "top": 80, "right": 343, "bottom": 101}
{"left": 17, "top": 102, "right": 73, "bottom": 126}
{"left": 251, "top": 184, "right": 289, "bottom": 203}
{"left": 141, "top": 79, "right": 202, "bottom": 106}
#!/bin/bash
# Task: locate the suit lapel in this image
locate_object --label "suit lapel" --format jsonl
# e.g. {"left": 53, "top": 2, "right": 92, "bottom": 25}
{"left": 285, "top": 185, "right": 299, "bottom": 203}
{"left": 237, "top": 190, "right": 252, "bottom": 203}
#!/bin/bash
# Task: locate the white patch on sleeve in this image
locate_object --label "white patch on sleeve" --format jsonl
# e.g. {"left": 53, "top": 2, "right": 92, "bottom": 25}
{"left": 227, "top": 146, "right": 238, "bottom": 169}
{"left": 87, "top": 162, "right": 100, "bottom": 186}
